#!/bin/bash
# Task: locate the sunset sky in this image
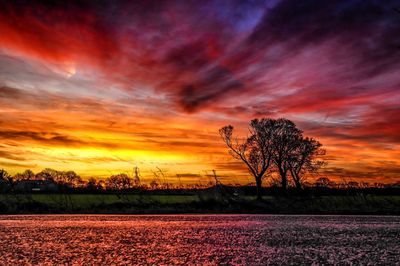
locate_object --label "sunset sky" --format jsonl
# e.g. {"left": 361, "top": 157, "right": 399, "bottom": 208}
{"left": 0, "top": 0, "right": 399, "bottom": 184}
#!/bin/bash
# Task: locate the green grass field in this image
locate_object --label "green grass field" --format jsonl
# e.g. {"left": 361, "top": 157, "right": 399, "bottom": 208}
{"left": 0, "top": 194, "right": 199, "bottom": 209}
{"left": 0, "top": 193, "right": 399, "bottom": 214}
{"left": 34, "top": 194, "right": 198, "bottom": 205}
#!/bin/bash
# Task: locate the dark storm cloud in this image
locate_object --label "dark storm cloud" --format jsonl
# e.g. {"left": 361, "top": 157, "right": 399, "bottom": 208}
{"left": 0, "top": 0, "right": 262, "bottom": 111}
{"left": 1, "top": 0, "right": 400, "bottom": 180}
{"left": 246, "top": 0, "right": 400, "bottom": 76}
{"left": 178, "top": 66, "right": 244, "bottom": 112}
{"left": 1, "top": 0, "right": 399, "bottom": 111}
{"left": 160, "top": 39, "right": 243, "bottom": 112}
{"left": 165, "top": 0, "right": 400, "bottom": 113}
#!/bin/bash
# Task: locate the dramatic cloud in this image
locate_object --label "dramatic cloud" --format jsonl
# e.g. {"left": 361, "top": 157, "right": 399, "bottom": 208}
{"left": 0, "top": 0, "right": 399, "bottom": 182}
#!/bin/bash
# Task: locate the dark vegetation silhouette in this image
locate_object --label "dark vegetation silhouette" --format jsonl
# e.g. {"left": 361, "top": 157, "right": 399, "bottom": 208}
{"left": 0, "top": 168, "right": 397, "bottom": 194}
{"left": 0, "top": 167, "right": 399, "bottom": 214}
{"left": 220, "top": 118, "right": 325, "bottom": 199}
{"left": 0, "top": 117, "right": 399, "bottom": 214}
{"left": 219, "top": 119, "right": 274, "bottom": 200}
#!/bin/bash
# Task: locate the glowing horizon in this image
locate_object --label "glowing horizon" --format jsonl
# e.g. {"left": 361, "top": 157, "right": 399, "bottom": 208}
{"left": 0, "top": 1, "right": 399, "bottom": 184}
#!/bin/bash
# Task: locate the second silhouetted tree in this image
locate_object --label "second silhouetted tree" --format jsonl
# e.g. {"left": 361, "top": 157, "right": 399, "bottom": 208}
{"left": 220, "top": 118, "right": 325, "bottom": 197}
{"left": 220, "top": 118, "right": 276, "bottom": 200}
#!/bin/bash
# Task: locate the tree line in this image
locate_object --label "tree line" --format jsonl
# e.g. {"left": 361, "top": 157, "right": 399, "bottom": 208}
{"left": 0, "top": 168, "right": 212, "bottom": 192}
{"left": 1, "top": 117, "right": 397, "bottom": 198}
{"left": 0, "top": 167, "right": 398, "bottom": 195}
{"left": 220, "top": 118, "right": 325, "bottom": 199}
{"left": 0, "top": 168, "right": 140, "bottom": 192}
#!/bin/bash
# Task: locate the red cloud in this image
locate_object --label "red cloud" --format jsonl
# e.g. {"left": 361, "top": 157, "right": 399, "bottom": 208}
{"left": 0, "top": 1, "right": 399, "bottom": 181}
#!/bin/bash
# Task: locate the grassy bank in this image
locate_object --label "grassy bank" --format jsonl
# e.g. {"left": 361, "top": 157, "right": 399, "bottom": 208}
{"left": 0, "top": 193, "right": 399, "bottom": 215}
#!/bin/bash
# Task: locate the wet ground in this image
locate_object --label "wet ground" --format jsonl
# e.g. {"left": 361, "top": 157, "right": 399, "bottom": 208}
{"left": 0, "top": 215, "right": 399, "bottom": 265}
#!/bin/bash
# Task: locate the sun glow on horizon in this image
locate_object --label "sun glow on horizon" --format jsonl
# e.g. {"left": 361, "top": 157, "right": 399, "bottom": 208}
{"left": 0, "top": 0, "right": 399, "bottom": 184}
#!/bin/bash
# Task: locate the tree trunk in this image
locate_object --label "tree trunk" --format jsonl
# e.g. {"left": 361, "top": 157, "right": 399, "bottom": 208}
{"left": 279, "top": 168, "right": 287, "bottom": 194}
{"left": 294, "top": 179, "right": 302, "bottom": 190}
{"left": 255, "top": 176, "right": 263, "bottom": 200}
{"left": 291, "top": 171, "right": 302, "bottom": 191}
{"left": 295, "top": 180, "right": 303, "bottom": 191}
{"left": 281, "top": 176, "right": 287, "bottom": 193}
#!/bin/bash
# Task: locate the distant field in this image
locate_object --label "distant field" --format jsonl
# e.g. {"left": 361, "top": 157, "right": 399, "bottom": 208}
{"left": 0, "top": 194, "right": 199, "bottom": 208}
{"left": 0, "top": 193, "right": 399, "bottom": 214}
{"left": 1, "top": 215, "right": 399, "bottom": 264}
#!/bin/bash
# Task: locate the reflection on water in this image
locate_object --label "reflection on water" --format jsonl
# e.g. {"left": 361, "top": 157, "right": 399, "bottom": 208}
{"left": 0, "top": 215, "right": 399, "bottom": 265}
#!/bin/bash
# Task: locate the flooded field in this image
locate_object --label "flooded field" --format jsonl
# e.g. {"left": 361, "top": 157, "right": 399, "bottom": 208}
{"left": 0, "top": 215, "right": 399, "bottom": 265}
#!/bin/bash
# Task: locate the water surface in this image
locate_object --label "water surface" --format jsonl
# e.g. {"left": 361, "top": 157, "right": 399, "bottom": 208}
{"left": 0, "top": 215, "right": 399, "bottom": 265}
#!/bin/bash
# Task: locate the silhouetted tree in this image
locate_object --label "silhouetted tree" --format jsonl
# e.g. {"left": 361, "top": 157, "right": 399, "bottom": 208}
{"left": 106, "top": 174, "right": 132, "bottom": 190}
{"left": 48, "top": 170, "right": 82, "bottom": 188}
{"left": 0, "top": 169, "right": 11, "bottom": 181}
{"left": 288, "top": 137, "right": 325, "bottom": 190}
{"left": 150, "top": 179, "right": 159, "bottom": 190}
{"left": 22, "top": 169, "right": 35, "bottom": 180}
{"left": 270, "top": 119, "right": 302, "bottom": 193}
{"left": 64, "top": 171, "right": 82, "bottom": 187}
{"left": 347, "top": 181, "right": 359, "bottom": 189}
{"left": 220, "top": 118, "right": 325, "bottom": 195}
{"left": 36, "top": 168, "right": 58, "bottom": 181}
{"left": 13, "top": 169, "right": 35, "bottom": 181}
{"left": 86, "top": 177, "right": 103, "bottom": 191}
{"left": 315, "top": 177, "right": 333, "bottom": 188}
{"left": 33, "top": 168, "right": 82, "bottom": 189}
{"left": 0, "top": 169, "right": 12, "bottom": 191}
{"left": 220, "top": 118, "right": 276, "bottom": 199}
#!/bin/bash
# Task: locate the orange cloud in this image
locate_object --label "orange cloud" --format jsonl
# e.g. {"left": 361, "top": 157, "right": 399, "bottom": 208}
{"left": 0, "top": 1, "right": 399, "bottom": 183}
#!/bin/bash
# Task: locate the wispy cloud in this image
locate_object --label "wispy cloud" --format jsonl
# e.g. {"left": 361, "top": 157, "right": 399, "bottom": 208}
{"left": 0, "top": 0, "right": 399, "bottom": 181}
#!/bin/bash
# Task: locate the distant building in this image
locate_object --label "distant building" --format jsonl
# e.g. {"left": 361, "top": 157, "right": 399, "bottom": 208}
{"left": 14, "top": 180, "right": 58, "bottom": 192}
